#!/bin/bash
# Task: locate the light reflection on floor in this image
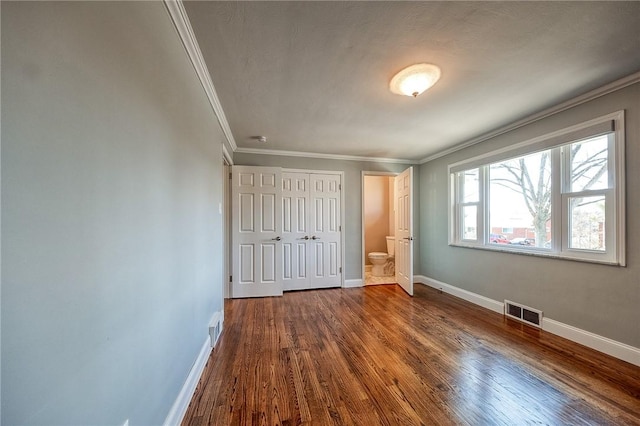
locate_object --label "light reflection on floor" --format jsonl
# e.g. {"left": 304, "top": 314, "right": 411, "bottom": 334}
{"left": 454, "top": 348, "right": 582, "bottom": 424}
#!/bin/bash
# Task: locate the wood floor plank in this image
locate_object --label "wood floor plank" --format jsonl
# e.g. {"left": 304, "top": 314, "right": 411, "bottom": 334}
{"left": 182, "top": 285, "right": 640, "bottom": 426}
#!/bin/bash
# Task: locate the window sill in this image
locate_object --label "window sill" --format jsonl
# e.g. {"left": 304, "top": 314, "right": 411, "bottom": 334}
{"left": 448, "top": 242, "right": 623, "bottom": 267}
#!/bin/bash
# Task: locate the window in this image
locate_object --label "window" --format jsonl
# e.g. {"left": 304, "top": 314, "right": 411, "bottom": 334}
{"left": 459, "top": 168, "right": 480, "bottom": 241}
{"left": 449, "top": 112, "right": 625, "bottom": 265}
{"left": 565, "top": 135, "right": 611, "bottom": 253}
{"left": 489, "top": 150, "right": 552, "bottom": 248}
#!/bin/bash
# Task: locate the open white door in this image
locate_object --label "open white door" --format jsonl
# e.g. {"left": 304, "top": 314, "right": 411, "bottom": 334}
{"left": 231, "top": 166, "right": 283, "bottom": 298}
{"left": 395, "top": 167, "right": 414, "bottom": 296}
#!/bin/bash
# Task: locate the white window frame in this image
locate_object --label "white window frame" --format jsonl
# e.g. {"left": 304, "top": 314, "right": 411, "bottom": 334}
{"left": 448, "top": 111, "right": 625, "bottom": 266}
{"left": 454, "top": 168, "right": 484, "bottom": 243}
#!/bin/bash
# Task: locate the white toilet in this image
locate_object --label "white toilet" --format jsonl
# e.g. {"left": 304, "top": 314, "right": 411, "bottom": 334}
{"left": 368, "top": 236, "right": 395, "bottom": 277}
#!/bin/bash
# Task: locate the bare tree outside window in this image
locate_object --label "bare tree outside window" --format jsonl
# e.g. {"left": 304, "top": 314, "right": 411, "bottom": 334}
{"left": 489, "top": 136, "right": 608, "bottom": 248}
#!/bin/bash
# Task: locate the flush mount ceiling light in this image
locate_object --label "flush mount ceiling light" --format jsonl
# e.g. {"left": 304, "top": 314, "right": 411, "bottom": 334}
{"left": 389, "top": 63, "right": 441, "bottom": 98}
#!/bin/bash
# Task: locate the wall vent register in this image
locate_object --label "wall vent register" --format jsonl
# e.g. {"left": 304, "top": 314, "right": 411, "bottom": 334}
{"left": 504, "top": 300, "right": 542, "bottom": 328}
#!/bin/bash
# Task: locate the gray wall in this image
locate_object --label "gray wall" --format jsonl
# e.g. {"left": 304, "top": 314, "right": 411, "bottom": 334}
{"left": 234, "top": 153, "right": 420, "bottom": 280}
{"left": 2, "top": 2, "right": 225, "bottom": 424}
{"left": 418, "top": 82, "right": 640, "bottom": 348}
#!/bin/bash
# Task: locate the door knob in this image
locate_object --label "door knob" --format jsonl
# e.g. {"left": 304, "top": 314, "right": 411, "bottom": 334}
{"left": 271, "top": 236, "right": 281, "bottom": 241}
{"left": 297, "top": 236, "right": 309, "bottom": 240}
{"left": 403, "top": 237, "right": 413, "bottom": 241}
{"left": 311, "top": 236, "right": 320, "bottom": 240}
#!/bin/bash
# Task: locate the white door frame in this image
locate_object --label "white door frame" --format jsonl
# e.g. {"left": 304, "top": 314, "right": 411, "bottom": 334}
{"left": 361, "top": 171, "right": 399, "bottom": 286}
{"left": 284, "top": 168, "right": 345, "bottom": 288}
{"left": 222, "top": 146, "right": 233, "bottom": 299}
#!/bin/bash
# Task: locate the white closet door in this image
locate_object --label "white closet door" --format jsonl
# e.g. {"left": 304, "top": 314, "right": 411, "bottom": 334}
{"left": 395, "top": 167, "right": 414, "bottom": 296}
{"left": 231, "top": 166, "right": 283, "bottom": 298}
{"left": 309, "top": 174, "right": 342, "bottom": 289}
{"left": 281, "top": 172, "right": 310, "bottom": 291}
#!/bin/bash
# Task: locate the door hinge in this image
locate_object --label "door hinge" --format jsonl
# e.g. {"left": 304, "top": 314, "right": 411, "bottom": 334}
{"left": 339, "top": 184, "right": 342, "bottom": 190}
{"left": 229, "top": 275, "right": 232, "bottom": 283}
{"left": 339, "top": 267, "right": 342, "bottom": 273}
{"left": 339, "top": 225, "right": 342, "bottom": 232}
{"left": 229, "top": 172, "right": 232, "bottom": 179}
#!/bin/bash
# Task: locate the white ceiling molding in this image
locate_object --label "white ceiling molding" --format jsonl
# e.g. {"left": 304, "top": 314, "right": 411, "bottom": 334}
{"left": 419, "top": 71, "right": 640, "bottom": 164}
{"left": 234, "top": 147, "right": 416, "bottom": 165}
{"left": 163, "top": 0, "right": 237, "bottom": 151}
{"left": 222, "top": 144, "right": 233, "bottom": 166}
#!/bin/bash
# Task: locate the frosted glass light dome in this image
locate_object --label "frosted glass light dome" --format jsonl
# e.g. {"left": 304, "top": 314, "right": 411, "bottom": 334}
{"left": 390, "top": 63, "right": 441, "bottom": 97}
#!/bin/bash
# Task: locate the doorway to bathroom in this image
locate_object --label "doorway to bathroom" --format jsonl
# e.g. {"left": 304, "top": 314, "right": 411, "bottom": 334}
{"left": 362, "top": 172, "right": 397, "bottom": 286}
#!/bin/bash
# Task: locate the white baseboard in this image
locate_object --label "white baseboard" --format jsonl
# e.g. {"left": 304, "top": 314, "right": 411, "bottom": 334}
{"left": 344, "top": 279, "right": 364, "bottom": 288}
{"left": 414, "top": 275, "right": 640, "bottom": 367}
{"left": 163, "top": 336, "right": 213, "bottom": 426}
{"left": 414, "top": 275, "right": 504, "bottom": 314}
{"left": 542, "top": 318, "right": 640, "bottom": 366}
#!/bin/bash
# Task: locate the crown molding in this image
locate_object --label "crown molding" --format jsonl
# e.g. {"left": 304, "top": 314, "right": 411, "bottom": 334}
{"left": 234, "top": 147, "right": 417, "bottom": 165}
{"left": 222, "top": 143, "right": 233, "bottom": 166}
{"left": 419, "top": 71, "right": 640, "bottom": 164}
{"left": 164, "top": 0, "right": 237, "bottom": 151}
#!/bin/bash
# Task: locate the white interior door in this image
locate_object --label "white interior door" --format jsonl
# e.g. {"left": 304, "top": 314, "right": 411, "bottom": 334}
{"left": 281, "top": 172, "right": 310, "bottom": 291}
{"left": 395, "top": 167, "right": 414, "bottom": 296}
{"left": 309, "top": 174, "right": 342, "bottom": 289}
{"left": 231, "top": 166, "right": 283, "bottom": 298}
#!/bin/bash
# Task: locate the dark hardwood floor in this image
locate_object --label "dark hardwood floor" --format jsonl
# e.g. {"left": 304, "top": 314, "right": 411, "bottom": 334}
{"left": 182, "top": 284, "right": 640, "bottom": 425}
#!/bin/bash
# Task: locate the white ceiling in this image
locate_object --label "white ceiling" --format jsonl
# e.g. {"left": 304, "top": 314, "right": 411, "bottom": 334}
{"left": 184, "top": 1, "right": 640, "bottom": 162}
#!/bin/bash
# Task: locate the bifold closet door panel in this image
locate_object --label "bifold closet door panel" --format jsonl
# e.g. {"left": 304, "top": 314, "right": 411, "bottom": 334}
{"left": 281, "top": 172, "right": 310, "bottom": 291}
{"left": 309, "top": 174, "right": 342, "bottom": 289}
{"left": 231, "top": 166, "right": 283, "bottom": 298}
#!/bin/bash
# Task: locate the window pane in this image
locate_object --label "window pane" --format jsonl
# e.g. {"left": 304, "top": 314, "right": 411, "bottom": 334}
{"left": 570, "top": 136, "right": 608, "bottom": 192}
{"left": 489, "top": 151, "right": 552, "bottom": 248}
{"left": 463, "top": 205, "right": 477, "bottom": 240}
{"left": 569, "top": 196, "right": 605, "bottom": 251}
{"left": 461, "top": 169, "right": 479, "bottom": 203}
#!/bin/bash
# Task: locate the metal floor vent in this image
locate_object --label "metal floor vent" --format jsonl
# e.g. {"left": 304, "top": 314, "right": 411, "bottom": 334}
{"left": 504, "top": 300, "right": 542, "bottom": 328}
{"left": 210, "top": 322, "right": 221, "bottom": 347}
{"left": 209, "top": 313, "right": 223, "bottom": 348}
